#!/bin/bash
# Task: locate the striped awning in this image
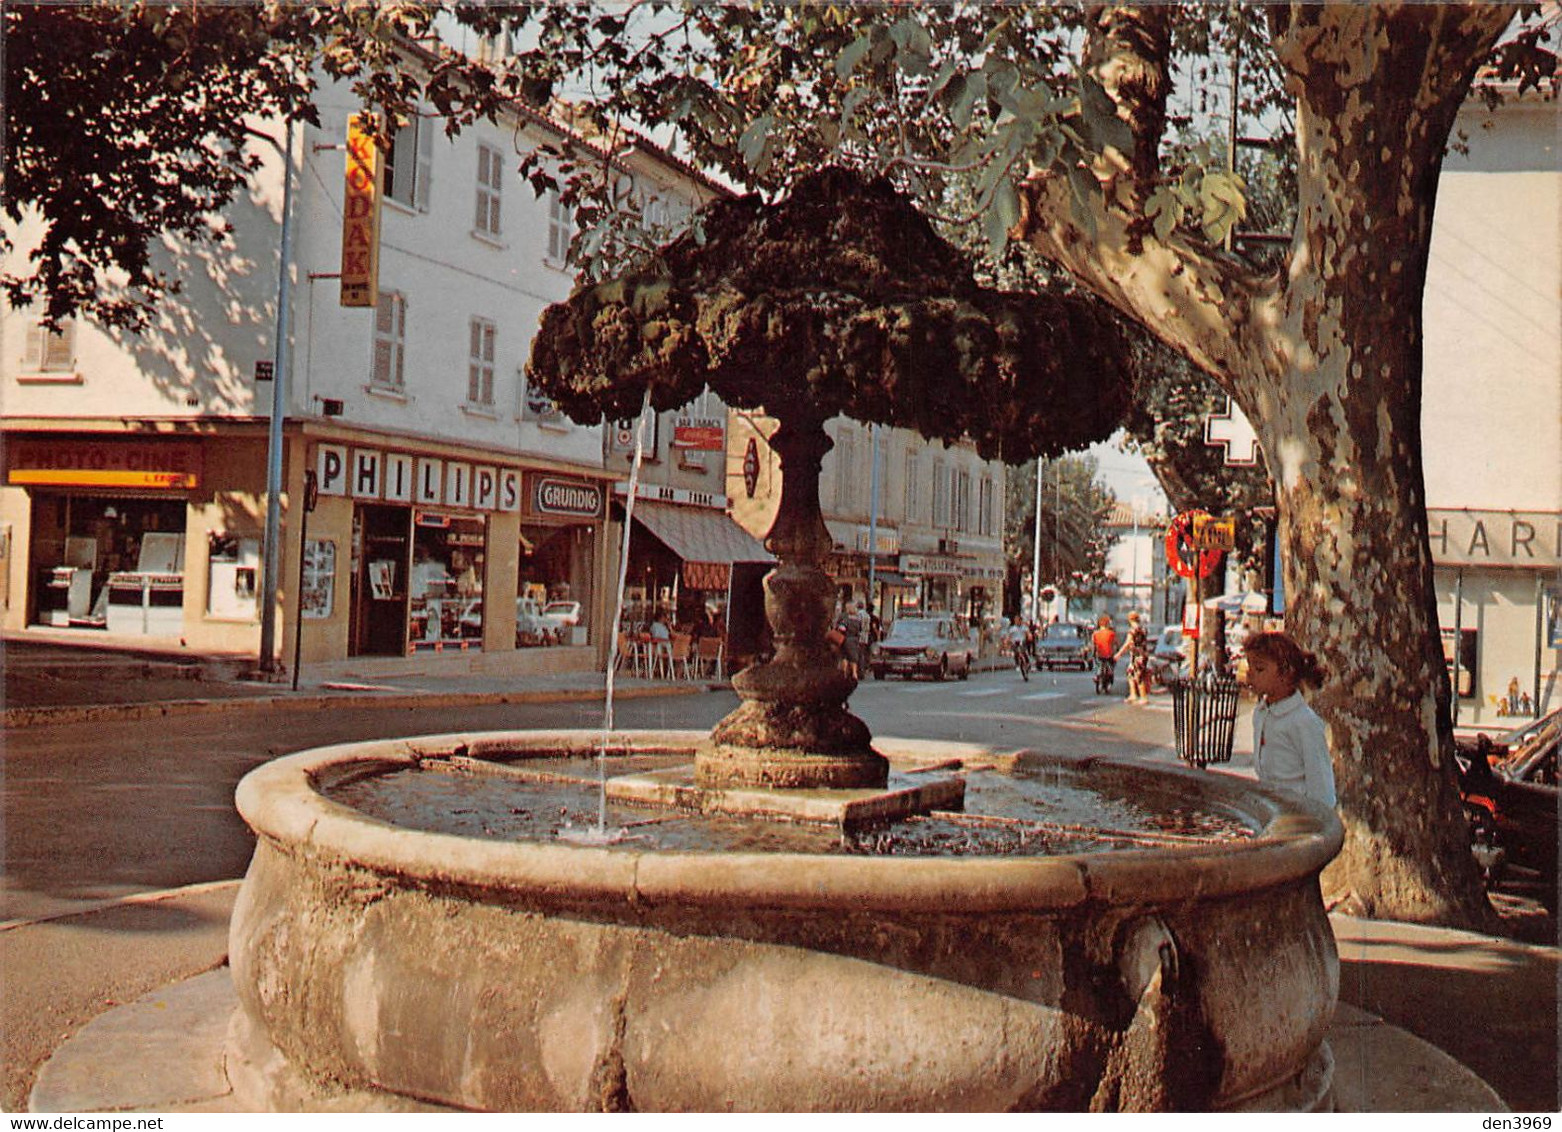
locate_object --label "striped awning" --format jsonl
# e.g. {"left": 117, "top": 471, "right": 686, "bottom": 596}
{"left": 625, "top": 499, "right": 774, "bottom": 590}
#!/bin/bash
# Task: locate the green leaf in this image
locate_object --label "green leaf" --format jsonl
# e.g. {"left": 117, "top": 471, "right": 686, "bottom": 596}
{"left": 1145, "top": 186, "right": 1182, "bottom": 242}
{"left": 984, "top": 196, "right": 1011, "bottom": 261}
{"left": 992, "top": 177, "right": 1021, "bottom": 232}
{"left": 738, "top": 114, "right": 772, "bottom": 171}
{"left": 835, "top": 33, "right": 871, "bottom": 80}
{"left": 1066, "top": 162, "right": 1099, "bottom": 243}
{"left": 929, "top": 59, "right": 960, "bottom": 98}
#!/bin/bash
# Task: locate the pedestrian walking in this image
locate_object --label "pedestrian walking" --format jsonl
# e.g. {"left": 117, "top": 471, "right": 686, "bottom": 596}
{"left": 1241, "top": 630, "right": 1336, "bottom": 807}
{"left": 1091, "top": 615, "right": 1117, "bottom": 694}
{"left": 1115, "top": 611, "right": 1151, "bottom": 704}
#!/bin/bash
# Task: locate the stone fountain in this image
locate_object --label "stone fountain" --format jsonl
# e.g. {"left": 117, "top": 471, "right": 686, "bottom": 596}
{"left": 226, "top": 171, "right": 1343, "bottom": 1112}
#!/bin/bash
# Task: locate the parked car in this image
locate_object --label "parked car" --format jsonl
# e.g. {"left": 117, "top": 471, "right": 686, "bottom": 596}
{"left": 870, "top": 615, "right": 974, "bottom": 681}
{"left": 1035, "top": 622, "right": 1092, "bottom": 671}
{"left": 540, "top": 600, "right": 582, "bottom": 638}
{"left": 1456, "top": 708, "right": 1558, "bottom": 903}
{"left": 1147, "top": 626, "right": 1191, "bottom": 686}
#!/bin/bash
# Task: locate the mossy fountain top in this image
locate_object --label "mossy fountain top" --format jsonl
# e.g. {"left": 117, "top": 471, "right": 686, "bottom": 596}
{"left": 525, "top": 166, "right": 1136, "bottom": 462}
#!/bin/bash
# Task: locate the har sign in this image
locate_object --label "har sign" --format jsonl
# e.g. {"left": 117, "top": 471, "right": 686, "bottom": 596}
{"left": 341, "top": 114, "right": 382, "bottom": 308}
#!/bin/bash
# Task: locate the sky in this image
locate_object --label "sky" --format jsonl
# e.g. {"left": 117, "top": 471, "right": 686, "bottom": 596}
{"left": 1088, "top": 433, "right": 1168, "bottom": 519}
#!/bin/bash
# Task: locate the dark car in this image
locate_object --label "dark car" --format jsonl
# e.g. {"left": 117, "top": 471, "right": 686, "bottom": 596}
{"left": 870, "top": 615, "right": 973, "bottom": 681}
{"left": 1035, "top": 622, "right": 1092, "bottom": 671}
{"left": 1456, "top": 708, "right": 1558, "bottom": 904}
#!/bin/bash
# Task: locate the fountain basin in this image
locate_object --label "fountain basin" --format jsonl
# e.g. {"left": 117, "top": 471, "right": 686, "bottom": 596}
{"left": 228, "top": 730, "right": 1342, "bottom": 1112}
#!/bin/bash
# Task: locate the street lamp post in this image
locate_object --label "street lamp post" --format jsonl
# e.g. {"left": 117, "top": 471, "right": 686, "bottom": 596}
{"left": 1030, "top": 458, "right": 1043, "bottom": 621}
{"left": 259, "top": 118, "right": 297, "bottom": 675}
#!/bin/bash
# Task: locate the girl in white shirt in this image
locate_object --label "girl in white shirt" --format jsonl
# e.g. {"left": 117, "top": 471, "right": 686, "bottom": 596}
{"left": 1242, "top": 631, "right": 1337, "bottom": 807}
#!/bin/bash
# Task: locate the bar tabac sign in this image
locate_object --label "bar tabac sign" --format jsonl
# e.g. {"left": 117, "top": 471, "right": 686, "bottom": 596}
{"left": 341, "top": 113, "right": 382, "bottom": 308}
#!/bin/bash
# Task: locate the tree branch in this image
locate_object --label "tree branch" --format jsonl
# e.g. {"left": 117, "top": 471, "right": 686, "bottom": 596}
{"left": 1013, "top": 169, "right": 1271, "bottom": 401}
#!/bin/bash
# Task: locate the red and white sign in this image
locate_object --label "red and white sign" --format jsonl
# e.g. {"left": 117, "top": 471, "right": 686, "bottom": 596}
{"left": 672, "top": 416, "right": 724, "bottom": 451}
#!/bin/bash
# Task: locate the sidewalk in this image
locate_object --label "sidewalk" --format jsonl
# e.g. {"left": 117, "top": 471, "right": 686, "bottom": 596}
{"left": 2, "top": 629, "right": 705, "bottom": 728}
{"left": 4, "top": 632, "right": 1558, "bottom": 1112}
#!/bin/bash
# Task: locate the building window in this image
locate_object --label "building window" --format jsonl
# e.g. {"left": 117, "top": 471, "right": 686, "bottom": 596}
{"left": 371, "top": 291, "right": 406, "bottom": 391}
{"left": 24, "top": 319, "right": 75, "bottom": 373}
{"left": 521, "top": 371, "right": 567, "bottom": 427}
{"left": 904, "top": 451, "right": 919, "bottom": 522}
{"left": 955, "top": 470, "right": 971, "bottom": 532}
{"left": 833, "top": 431, "right": 856, "bottom": 512}
{"left": 978, "top": 475, "right": 994, "bottom": 536}
{"left": 547, "top": 191, "right": 574, "bottom": 262}
{"left": 468, "top": 318, "right": 496, "bottom": 406}
{"left": 475, "top": 143, "right": 503, "bottom": 237}
{"left": 383, "top": 116, "right": 431, "bottom": 209}
{"left": 931, "top": 458, "right": 947, "bottom": 527}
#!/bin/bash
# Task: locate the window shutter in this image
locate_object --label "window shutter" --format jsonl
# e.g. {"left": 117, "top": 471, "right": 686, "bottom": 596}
{"left": 415, "top": 117, "right": 433, "bottom": 210}
{"left": 25, "top": 322, "right": 42, "bottom": 368}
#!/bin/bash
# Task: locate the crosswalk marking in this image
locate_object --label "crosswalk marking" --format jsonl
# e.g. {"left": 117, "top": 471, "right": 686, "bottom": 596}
{"left": 1019, "top": 691, "right": 1066, "bottom": 702}
{"left": 958, "top": 687, "right": 1010, "bottom": 697}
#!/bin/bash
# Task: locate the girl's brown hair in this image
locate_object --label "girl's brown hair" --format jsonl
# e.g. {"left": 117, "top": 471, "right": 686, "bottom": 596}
{"left": 1242, "top": 631, "right": 1326, "bottom": 688}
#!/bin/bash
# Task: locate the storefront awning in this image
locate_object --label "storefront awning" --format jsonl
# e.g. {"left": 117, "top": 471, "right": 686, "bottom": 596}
{"left": 867, "top": 569, "right": 915, "bottom": 588}
{"left": 624, "top": 500, "right": 774, "bottom": 590}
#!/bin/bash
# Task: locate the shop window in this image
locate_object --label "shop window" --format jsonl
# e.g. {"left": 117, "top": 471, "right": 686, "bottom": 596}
{"left": 468, "top": 318, "right": 496, "bottom": 407}
{"left": 475, "top": 143, "right": 503, "bottom": 237}
{"left": 409, "top": 512, "right": 485, "bottom": 651}
{"left": 207, "top": 534, "right": 260, "bottom": 620}
{"left": 517, "top": 525, "right": 591, "bottom": 648}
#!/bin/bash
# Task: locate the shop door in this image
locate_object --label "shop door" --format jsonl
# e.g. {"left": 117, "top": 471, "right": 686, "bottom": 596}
{"left": 351, "top": 504, "right": 410, "bottom": 656}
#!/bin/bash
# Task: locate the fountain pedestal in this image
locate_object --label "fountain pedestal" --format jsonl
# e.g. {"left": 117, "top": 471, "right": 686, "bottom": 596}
{"left": 700, "top": 415, "right": 886, "bottom": 790}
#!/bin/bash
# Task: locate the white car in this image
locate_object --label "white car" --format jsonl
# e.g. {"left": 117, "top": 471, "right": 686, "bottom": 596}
{"left": 540, "top": 600, "right": 582, "bottom": 636}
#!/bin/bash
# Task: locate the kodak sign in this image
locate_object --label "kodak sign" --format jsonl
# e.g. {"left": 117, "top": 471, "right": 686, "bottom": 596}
{"left": 341, "top": 114, "right": 382, "bottom": 308}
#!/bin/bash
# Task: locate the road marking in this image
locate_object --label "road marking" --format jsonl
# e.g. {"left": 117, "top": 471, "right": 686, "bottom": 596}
{"left": 959, "top": 687, "right": 1011, "bottom": 697}
{"left": 1019, "top": 691, "right": 1066, "bottom": 702}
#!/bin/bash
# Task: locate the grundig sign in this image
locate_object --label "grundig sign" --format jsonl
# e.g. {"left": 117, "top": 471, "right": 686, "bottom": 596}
{"left": 531, "top": 475, "right": 603, "bottom": 519}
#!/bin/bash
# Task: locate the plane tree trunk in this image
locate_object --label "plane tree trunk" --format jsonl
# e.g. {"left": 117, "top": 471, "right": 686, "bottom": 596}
{"left": 1018, "top": 2, "right": 1514, "bottom": 927}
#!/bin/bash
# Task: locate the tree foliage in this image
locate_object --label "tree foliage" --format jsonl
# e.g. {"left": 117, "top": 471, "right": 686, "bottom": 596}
{"left": 1003, "top": 456, "right": 1119, "bottom": 612}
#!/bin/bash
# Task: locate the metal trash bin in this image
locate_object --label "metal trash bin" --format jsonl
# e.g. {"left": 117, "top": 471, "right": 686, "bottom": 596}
{"left": 1168, "top": 670, "right": 1241, "bottom": 768}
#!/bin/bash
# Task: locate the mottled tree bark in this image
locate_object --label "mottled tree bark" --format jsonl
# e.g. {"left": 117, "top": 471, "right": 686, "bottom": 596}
{"left": 1018, "top": 3, "right": 1514, "bottom": 927}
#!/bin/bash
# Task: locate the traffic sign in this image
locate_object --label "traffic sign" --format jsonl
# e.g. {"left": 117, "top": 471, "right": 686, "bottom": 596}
{"left": 1193, "top": 514, "right": 1235, "bottom": 551}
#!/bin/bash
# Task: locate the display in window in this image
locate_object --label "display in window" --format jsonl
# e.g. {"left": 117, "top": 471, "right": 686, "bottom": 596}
{"left": 408, "top": 511, "right": 485, "bottom": 650}
{"left": 301, "top": 540, "right": 336, "bottom": 620}
{"left": 515, "top": 524, "right": 592, "bottom": 648}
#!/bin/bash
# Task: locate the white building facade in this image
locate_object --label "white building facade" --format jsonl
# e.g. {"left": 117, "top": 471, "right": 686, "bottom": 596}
{"left": 1421, "top": 84, "right": 1561, "bottom": 726}
{"left": 2, "top": 57, "right": 722, "bottom": 677}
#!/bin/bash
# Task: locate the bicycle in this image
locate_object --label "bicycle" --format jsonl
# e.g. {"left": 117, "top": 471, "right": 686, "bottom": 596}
{"left": 1014, "top": 643, "right": 1032, "bottom": 682}
{"left": 1094, "top": 654, "right": 1116, "bottom": 695}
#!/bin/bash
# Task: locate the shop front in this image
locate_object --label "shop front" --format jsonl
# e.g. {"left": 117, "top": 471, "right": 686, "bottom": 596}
{"left": 615, "top": 489, "right": 773, "bottom": 664}
{"left": 295, "top": 438, "right": 610, "bottom": 673}
{"left": 2, "top": 430, "right": 271, "bottom": 653}
{"left": 1431, "top": 508, "right": 1561, "bottom": 727}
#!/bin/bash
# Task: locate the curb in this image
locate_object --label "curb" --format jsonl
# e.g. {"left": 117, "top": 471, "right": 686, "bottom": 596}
{"left": 4, "top": 680, "right": 712, "bottom": 729}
